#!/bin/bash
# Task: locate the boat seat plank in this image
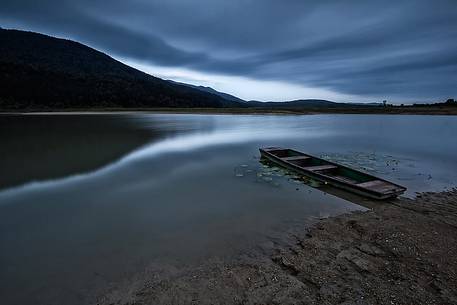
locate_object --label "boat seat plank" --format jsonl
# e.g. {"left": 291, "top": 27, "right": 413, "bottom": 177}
{"left": 357, "top": 180, "right": 385, "bottom": 188}
{"left": 357, "top": 180, "right": 398, "bottom": 193}
{"left": 282, "top": 156, "right": 310, "bottom": 161}
{"left": 302, "top": 165, "right": 337, "bottom": 171}
{"left": 263, "top": 147, "right": 283, "bottom": 151}
{"left": 331, "top": 175, "right": 358, "bottom": 184}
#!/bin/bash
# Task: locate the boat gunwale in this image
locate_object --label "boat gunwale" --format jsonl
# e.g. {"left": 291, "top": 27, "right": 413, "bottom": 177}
{"left": 259, "top": 147, "right": 406, "bottom": 199}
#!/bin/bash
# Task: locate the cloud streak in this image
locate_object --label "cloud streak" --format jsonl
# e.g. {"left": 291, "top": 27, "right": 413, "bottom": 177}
{"left": 1, "top": 0, "right": 456, "bottom": 101}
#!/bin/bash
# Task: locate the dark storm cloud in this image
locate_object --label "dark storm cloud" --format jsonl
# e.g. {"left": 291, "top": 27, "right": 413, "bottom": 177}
{"left": 1, "top": 0, "right": 456, "bottom": 101}
{"left": 0, "top": 0, "right": 208, "bottom": 66}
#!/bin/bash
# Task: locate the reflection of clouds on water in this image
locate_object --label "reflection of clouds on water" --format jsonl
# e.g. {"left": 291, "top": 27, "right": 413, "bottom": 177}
{"left": 124, "top": 129, "right": 305, "bottom": 162}
{"left": 0, "top": 127, "right": 316, "bottom": 200}
{"left": 1, "top": 114, "right": 456, "bottom": 200}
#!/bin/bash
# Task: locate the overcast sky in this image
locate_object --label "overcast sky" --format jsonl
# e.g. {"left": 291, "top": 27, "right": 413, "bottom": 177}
{"left": 1, "top": 0, "right": 456, "bottom": 102}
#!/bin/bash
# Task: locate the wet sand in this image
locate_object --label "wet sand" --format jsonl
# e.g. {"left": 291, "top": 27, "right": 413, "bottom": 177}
{"left": 97, "top": 188, "right": 457, "bottom": 305}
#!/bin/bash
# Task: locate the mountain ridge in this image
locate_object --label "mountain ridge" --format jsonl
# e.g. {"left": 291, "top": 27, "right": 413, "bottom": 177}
{"left": 0, "top": 28, "right": 385, "bottom": 110}
{"left": 167, "top": 80, "right": 246, "bottom": 103}
{"left": 0, "top": 28, "right": 241, "bottom": 109}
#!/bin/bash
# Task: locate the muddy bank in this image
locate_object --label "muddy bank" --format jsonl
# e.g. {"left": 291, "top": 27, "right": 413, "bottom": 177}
{"left": 97, "top": 189, "right": 457, "bottom": 305}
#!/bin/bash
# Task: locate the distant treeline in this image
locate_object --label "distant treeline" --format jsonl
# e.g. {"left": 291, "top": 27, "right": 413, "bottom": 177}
{"left": 411, "top": 99, "right": 457, "bottom": 107}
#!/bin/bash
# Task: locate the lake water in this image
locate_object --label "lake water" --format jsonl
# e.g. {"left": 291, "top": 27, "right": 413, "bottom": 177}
{"left": 1, "top": 113, "right": 456, "bottom": 305}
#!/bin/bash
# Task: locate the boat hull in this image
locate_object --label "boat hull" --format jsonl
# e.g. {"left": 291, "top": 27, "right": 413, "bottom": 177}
{"left": 260, "top": 147, "right": 406, "bottom": 200}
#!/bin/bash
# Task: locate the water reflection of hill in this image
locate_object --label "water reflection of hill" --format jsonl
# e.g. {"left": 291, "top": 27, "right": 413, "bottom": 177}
{"left": 0, "top": 114, "right": 165, "bottom": 190}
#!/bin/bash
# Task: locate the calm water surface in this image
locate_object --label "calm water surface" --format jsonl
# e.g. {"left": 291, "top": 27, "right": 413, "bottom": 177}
{"left": 0, "top": 113, "right": 456, "bottom": 305}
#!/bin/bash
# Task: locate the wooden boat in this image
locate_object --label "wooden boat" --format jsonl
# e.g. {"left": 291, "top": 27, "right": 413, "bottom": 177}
{"left": 259, "top": 147, "right": 406, "bottom": 200}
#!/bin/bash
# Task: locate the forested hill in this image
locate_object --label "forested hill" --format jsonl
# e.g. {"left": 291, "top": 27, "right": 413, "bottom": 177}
{"left": 0, "top": 29, "right": 241, "bottom": 109}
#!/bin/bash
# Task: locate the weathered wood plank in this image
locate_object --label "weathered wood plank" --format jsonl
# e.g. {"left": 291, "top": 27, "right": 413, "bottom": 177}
{"left": 282, "top": 156, "right": 311, "bottom": 161}
{"left": 357, "top": 180, "right": 398, "bottom": 193}
{"left": 302, "top": 165, "right": 337, "bottom": 171}
{"left": 357, "top": 180, "right": 385, "bottom": 188}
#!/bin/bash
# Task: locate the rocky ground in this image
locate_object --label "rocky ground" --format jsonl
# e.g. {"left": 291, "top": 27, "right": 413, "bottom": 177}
{"left": 97, "top": 188, "right": 457, "bottom": 305}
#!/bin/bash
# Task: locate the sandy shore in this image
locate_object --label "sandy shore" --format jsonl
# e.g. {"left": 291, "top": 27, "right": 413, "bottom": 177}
{"left": 97, "top": 189, "right": 457, "bottom": 305}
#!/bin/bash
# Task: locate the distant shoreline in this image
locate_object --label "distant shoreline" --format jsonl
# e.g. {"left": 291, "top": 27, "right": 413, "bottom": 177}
{"left": 1, "top": 106, "right": 457, "bottom": 115}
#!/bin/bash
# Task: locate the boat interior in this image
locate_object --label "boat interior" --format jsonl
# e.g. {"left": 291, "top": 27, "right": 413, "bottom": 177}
{"left": 264, "top": 148, "right": 401, "bottom": 193}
